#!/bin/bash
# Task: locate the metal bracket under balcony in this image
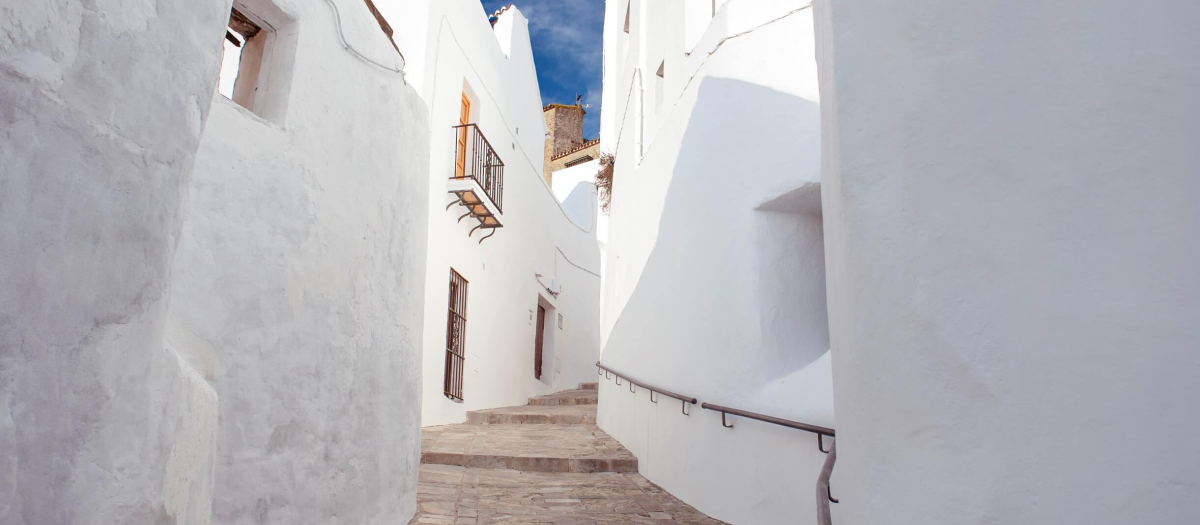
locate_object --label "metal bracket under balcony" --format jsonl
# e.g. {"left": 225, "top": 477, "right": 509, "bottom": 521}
{"left": 449, "top": 124, "right": 504, "bottom": 240}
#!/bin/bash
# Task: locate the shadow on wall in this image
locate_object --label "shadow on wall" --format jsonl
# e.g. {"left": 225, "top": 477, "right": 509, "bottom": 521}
{"left": 561, "top": 181, "right": 599, "bottom": 232}
{"left": 602, "top": 77, "right": 825, "bottom": 416}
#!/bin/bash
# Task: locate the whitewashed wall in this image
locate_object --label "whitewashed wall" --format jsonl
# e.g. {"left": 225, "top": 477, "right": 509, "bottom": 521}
{"left": 413, "top": 1, "right": 602, "bottom": 427}
{"left": 374, "top": 0, "right": 433, "bottom": 93}
{"left": 596, "top": 1, "right": 831, "bottom": 525}
{"left": 814, "top": 1, "right": 1200, "bottom": 524}
{"left": 0, "top": 1, "right": 228, "bottom": 524}
{"left": 552, "top": 160, "right": 609, "bottom": 298}
{"left": 163, "top": 1, "right": 430, "bottom": 524}
{"left": 551, "top": 159, "right": 602, "bottom": 233}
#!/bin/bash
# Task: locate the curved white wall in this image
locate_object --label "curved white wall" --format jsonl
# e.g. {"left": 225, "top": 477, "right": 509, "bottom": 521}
{"left": 165, "top": 1, "right": 430, "bottom": 524}
{"left": 597, "top": 1, "right": 831, "bottom": 524}
{"left": 416, "top": 1, "right": 602, "bottom": 427}
{"left": 815, "top": 1, "right": 1200, "bottom": 523}
{"left": 0, "top": 1, "right": 228, "bottom": 523}
{"left": 551, "top": 159, "right": 603, "bottom": 233}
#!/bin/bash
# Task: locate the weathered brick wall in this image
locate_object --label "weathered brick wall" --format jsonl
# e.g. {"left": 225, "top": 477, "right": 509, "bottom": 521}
{"left": 545, "top": 141, "right": 602, "bottom": 185}
{"left": 543, "top": 104, "right": 591, "bottom": 183}
{"left": 550, "top": 106, "right": 586, "bottom": 155}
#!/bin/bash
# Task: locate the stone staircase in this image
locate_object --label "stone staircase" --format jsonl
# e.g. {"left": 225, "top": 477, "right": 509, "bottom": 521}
{"left": 420, "top": 382, "right": 638, "bottom": 473}
{"left": 465, "top": 404, "right": 596, "bottom": 425}
{"left": 527, "top": 387, "right": 599, "bottom": 406}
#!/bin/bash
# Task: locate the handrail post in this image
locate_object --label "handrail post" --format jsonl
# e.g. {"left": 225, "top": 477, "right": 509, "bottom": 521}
{"left": 816, "top": 441, "right": 837, "bottom": 525}
{"left": 595, "top": 361, "right": 698, "bottom": 409}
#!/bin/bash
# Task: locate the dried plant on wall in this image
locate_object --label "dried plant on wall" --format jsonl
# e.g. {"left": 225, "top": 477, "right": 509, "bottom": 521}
{"left": 596, "top": 153, "right": 615, "bottom": 214}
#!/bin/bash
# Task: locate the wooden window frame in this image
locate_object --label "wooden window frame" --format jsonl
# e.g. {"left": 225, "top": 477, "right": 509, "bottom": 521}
{"left": 216, "top": 0, "right": 297, "bottom": 124}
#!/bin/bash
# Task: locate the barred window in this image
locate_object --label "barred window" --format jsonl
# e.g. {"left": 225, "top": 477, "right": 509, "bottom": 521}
{"left": 444, "top": 269, "right": 468, "bottom": 401}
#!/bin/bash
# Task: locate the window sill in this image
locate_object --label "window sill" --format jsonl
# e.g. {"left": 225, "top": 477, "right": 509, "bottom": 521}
{"left": 212, "top": 93, "right": 286, "bottom": 132}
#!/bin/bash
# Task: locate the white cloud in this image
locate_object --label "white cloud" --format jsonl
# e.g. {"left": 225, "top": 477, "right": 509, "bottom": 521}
{"left": 492, "top": 0, "right": 605, "bottom": 134}
{"left": 521, "top": 0, "right": 603, "bottom": 64}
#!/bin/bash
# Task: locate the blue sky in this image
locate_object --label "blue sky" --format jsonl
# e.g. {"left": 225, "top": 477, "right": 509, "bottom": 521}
{"left": 480, "top": 0, "right": 604, "bottom": 139}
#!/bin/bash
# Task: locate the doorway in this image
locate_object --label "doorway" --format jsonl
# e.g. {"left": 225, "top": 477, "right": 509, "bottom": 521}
{"left": 533, "top": 294, "right": 556, "bottom": 385}
{"left": 534, "top": 305, "right": 546, "bottom": 380}
{"left": 455, "top": 91, "right": 471, "bottom": 178}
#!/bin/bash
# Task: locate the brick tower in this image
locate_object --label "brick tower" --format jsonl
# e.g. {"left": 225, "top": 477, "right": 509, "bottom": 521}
{"left": 543, "top": 103, "right": 601, "bottom": 185}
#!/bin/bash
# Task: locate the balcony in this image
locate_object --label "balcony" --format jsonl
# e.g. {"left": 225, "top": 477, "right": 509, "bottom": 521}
{"left": 448, "top": 124, "right": 504, "bottom": 237}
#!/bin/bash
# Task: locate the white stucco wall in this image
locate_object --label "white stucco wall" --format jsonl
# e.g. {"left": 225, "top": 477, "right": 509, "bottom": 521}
{"left": 0, "top": 1, "right": 228, "bottom": 524}
{"left": 551, "top": 159, "right": 602, "bottom": 233}
{"left": 163, "top": 1, "right": 430, "bottom": 524}
{"left": 814, "top": 1, "right": 1200, "bottom": 524}
{"left": 597, "top": 1, "right": 831, "bottom": 525}
{"left": 552, "top": 160, "right": 610, "bottom": 297}
{"left": 373, "top": 0, "right": 432, "bottom": 93}
{"left": 414, "top": 1, "right": 602, "bottom": 427}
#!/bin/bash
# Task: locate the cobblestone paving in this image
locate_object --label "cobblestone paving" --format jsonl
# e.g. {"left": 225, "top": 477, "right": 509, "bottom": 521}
{"left": 410, "top": 464, "right": 729, "bottom": 525}
{"left": 412, "top": 387, "right": 726, "bottom": 525}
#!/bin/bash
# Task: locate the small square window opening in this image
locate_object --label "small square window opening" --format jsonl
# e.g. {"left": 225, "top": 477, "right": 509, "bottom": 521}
{"left": 215, "top": 1, "right": 296, "bottom": 123}
{"left": 218, "top": 7, "right": 265, "bottom": 106}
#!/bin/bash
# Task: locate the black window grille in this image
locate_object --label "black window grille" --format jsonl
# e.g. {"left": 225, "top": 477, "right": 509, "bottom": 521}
{"left": 444, "top": 269, "right": 468, "bottom": 401}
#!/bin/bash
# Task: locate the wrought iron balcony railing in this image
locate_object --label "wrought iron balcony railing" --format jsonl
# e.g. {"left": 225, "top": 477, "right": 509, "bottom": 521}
{"left": 451, "top": 124, "right": 504, "bottom": 214}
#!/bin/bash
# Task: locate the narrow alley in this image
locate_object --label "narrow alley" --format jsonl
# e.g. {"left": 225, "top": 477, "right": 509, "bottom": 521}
{"left": 6, "top": 1, "right": 1198, "bottom": 524}
{"left": 410, "top": 384, "right": 727, "bottom": 525}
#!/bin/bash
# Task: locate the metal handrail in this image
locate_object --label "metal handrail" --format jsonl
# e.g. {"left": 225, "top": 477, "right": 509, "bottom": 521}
{"left": 596, "top": 361, "right": 840, "bottom": 520}
{"left": 596, "top": 361, "right": 698, "bottom": 414}
{"left": 699, "top": 402, "right": 840, "bottom": 519}
{"left": 699, "top": 402, "right": 834, "bottom": 436}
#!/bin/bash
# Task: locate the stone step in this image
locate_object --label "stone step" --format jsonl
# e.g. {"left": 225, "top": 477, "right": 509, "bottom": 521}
{"left": 466, "top": 404, "right": 596, "bottom": 425}
{"left": 578, "top": 381, "right": 598, "bottom": 390}
{"left": 528, "top": 388, "right": 598, "bottom": 406}
{"left": 421, "top": 423, "right": 638, "bottom": 474}
{"left": 409, "top": 464, "right": 730, "bottom": 525}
